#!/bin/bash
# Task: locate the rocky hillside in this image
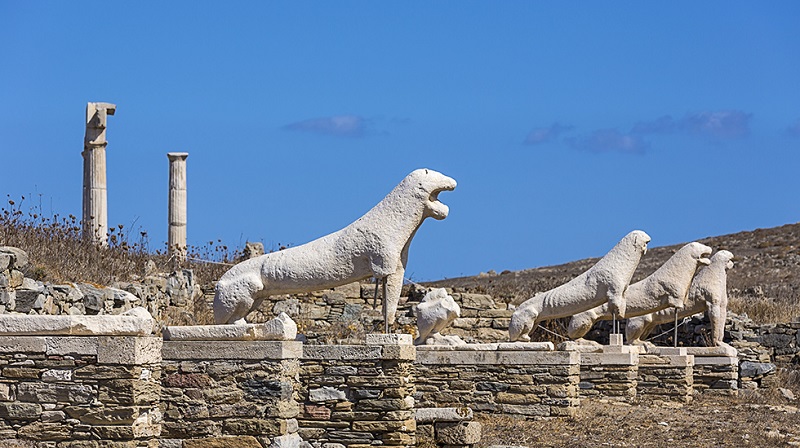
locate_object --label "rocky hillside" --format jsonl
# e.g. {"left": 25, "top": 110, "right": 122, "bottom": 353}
{"left": 426, "top": 223, "right": 800, "bottom": 322}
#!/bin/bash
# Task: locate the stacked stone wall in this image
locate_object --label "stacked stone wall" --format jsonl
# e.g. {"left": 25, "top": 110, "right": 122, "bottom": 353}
{"left": 415, "top": 349, "right": 579, "bottom": 418}
{"left": 636, "top": 354, "right": 694, "bottom": 403}
{"left": 160, "top": 341, "right": 303, "bottom": 447}
{"left": 0, "top": 335, "right": 162, "bottom": 447}
{"left": 298, "top": 338, "right": 416, "bottom": 448}
{"left": 578, "top": 353, "right": 638, "bottom": 400}
{"left": 0, "top": 245, "right": 202, "bottom": 326}
{"left": 692, "top": 357, "right": 738, "bottom": 395}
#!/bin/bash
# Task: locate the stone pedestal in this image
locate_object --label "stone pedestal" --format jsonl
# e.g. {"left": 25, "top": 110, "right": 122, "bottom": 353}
{"left": 160, "top": 340, "right": 303, "bottom": 447}
{"left": 637, "top": 348, "right": 694, "bottom": 402}
{"left": 300, "top": 335, "right": 417, "bottom": 448}
{"left": 416, "top": 344, "right": 578, "bottom": 418}
{"left": 167, "top": 152, "right": 189, "bottom": 263}
{"left": 579, "top": 351, "right": 639, "bottom": 400}
{"left": 82, "top": 102, "right": 116, "bottom": 246}
{"left": 686, "top": 346, "right": 739, "bottom": 395}
{"left": 0, "top": 319, "right": 161, "bottom": 445}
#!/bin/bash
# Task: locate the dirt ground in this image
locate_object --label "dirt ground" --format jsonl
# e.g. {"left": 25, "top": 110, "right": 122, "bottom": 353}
{"left": 478, "top": 391, "right": 800, "bottom": 448}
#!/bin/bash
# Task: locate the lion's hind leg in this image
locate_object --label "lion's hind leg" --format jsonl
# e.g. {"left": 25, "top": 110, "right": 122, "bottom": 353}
{"left": 567, "top": 307, "right": 602, "bottom": 340}
{"left": 213, "top": 273, "right": 265, "bottom": 324}
{"left": 625, "top": 313, "right": 653, "bottom": 345}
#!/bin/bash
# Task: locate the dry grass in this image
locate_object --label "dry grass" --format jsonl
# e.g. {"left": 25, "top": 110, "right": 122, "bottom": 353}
{"left": 0, "top": 196, "right": 237, "bottom": 286}
{"left": 478, "top": 393, "right": 800, "bottom": 447}
{"left": 728, "top": 293, "right": 800, "bottom": 324}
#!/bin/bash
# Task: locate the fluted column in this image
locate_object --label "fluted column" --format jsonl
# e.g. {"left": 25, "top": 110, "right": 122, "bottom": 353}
{"left": 82, "top": 102, "right": 116, "bottom": 246}
{"left": 168, "top": 152, "right": 189, "bottom": 263}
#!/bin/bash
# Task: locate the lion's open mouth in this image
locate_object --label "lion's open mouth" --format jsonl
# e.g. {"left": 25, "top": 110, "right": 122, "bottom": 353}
{"left": 429, "top": 184, "right": 455, "bottom": 204}
{"left": 428, "top": 181, "right": 456, "bottom": 219}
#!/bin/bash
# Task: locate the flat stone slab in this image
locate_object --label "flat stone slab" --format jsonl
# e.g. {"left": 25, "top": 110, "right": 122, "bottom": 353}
{"left": 557, "top": 341, "right": 602, "bottom": 353}
{"left": 646, "top": 346, "right": 687, "bottom": 356}
{"left": 692, "top": 356, "right": 739, "bottom": 366}
{"left": 162, "top": 340, "right": 302, "bottom": 360}
{"left": 163, "top": 324, "right": 286, "bottom": 341}
{"left": 580, "top": 352, "right": 638, "bottom": 366}
{"left": 417, "top": 349, "right": 578, "bottom": 365}
{"left": 417, "top": 342, "right": 553, "bottom": 352}
{"left": 416, "top": 407, "right": 474, "bottom": 423}
{"left": 602, "top": 344, "right": 642, "bottom": 355}
{"left": 496, "top": 342, "right": 554, "bottom": 351}
{"left": 303, "top": 345, "right": 383, "bottom": 360}
{"left": 0, "top": 312, "right": 154, "bottom": 336}
{"left": 365, "top": 333, "right": 413, "bottom": 345}
{"left": 685, "top": 346, "right": 738, "bottom": 357}
{"left": 639, "top": 354, "right": 694, "bottom": 367}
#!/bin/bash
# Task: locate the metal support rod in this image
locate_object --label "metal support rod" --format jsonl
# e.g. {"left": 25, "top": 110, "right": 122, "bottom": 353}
{"left": 382, "top": 279, "right": 389, "bottom": 333}
{"left": 673, "top": 308, "right": 679, "bottom": 348}
{"left": 373, "top": 280, "right": 379, "bottom": 309}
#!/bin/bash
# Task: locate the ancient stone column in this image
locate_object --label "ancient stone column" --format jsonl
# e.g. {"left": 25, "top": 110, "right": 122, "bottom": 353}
{"left": 82, "top": 102, "right": 116, "bottom": 246}
{"left": 167, "top": 152, "right": 189, "bottom": 263}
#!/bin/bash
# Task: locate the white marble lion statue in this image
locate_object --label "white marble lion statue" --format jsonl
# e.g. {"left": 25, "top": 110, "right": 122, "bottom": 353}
{"left": 213, "top": 169, "right": 457, "bottom": 329}
{"left": 414, "top": 288, "right": 462, "bottom": 345}
{"left": 508, "top": 230, "right": 651, "bottom": 342}
{"left": 625, "top": 250, "right": 734, "bottom": 346}
{"left": 566, "top": 242, "right": 712, "bottom": 340}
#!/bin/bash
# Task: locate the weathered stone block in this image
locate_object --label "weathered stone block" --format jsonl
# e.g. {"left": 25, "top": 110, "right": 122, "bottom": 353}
{"left": 45, "top": 336, "right": 99, "bottom": 356}
{"left": 303, "top": 404, "right": 332, "bottom": 420}
{"left": 163, "top": 341, "right": 301, "bottom": 360}
{"left": 0, "top": 402, "right": 42, "bottom": 419}
{"left": 65, "top": 406, "right": 140, "bottom": 425}
{"left": 98, "top": 336, "right": 162, "bottom": 365}
{"left": 417, "top": 349, "right": 577, "bottom": 365}
{"left": 41, "top": 369, "right": 73, "bottom": 382}
{"left": 0, "top": 336, "right": 46, "bottom": 353}
{"left": 183, "top": 436, "right": 263, "bottom": 448}
{"left": 16, "top": 382, "right": 94, "bottom": 404}
{"left": 435, "top": 421, "right": 482, "bottom": 445}
{"left": 415, "top": 407, "right": 473, "bottom": 422}
{"left": 0, "top": 313, "right": 153, "bottom": 336}
{"left": 382, "top": 344, "right": 416, "bottom": 360}
{"left": 457, "top": 293, "right": 496, "bottom": 310}
{"left": 223, "top": 418, "right": 286, "bottom": 436}
{"left": 309, "top": 386, "right": 346, "bottom": 402}
{"left": 352, "top": 419, "right": 416, "bottom": 432}
{"left": 2, "top": 367, "right": 41, "bottom": 379}
{"left": 365, "top": 333, "right": 413, "bottom": 345}
{"left": 270, "top": 432, "right": 304, "bottom": 448}
{"left": 16, "top": 421, "right": 70, "bottom": 441}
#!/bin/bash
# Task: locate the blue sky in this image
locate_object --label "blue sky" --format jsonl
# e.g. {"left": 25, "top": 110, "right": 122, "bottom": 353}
{"left": 2, "top": 2, "right": 799, "bottom": 281}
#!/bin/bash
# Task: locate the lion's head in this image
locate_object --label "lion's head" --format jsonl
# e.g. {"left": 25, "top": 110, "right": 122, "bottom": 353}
{"left": 405, "top": 168, "right": 457, "bottom": 220}
{"left": 686, "top": 242, "right": 713, "bottom": 267}
{"left": 625, "top": 230, "right": 651, "bottom": 255}
{"left": 665, "top": 242, "right": 712, "bottom": 309}
{"left": 712, "top": 250, "right": 735, "bottom": 270}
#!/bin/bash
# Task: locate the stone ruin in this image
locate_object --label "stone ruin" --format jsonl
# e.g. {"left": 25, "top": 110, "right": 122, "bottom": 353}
{"left": 2, "top": 221, "right": 781, "bottom": 447}
{"left": 0, "top": 123, "right": 790, "bottom": 445}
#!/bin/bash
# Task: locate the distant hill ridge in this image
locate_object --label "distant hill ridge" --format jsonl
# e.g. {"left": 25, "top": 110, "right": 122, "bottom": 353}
{"left": 426, "top": 223, "right": 800, "bottom": 309}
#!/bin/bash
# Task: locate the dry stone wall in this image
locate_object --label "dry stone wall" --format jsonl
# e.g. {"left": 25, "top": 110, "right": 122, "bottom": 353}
{"left": 578, "top": 353, "right": 638, "bottom": 399}
{"left": 160, "top": 340, "right": 303, "bottom": 447}
{"left": 636, "top": 352, "right": 694, "bottom": 403}
{"left": 0, "top": 246, "right": 202, "bottom": 326}
{"left": 298, "top": 335, "right": 416, "bottom": 448}
{"left": 414, "top": 348, "right": 580, "bottom": 418}
{"left": 0, "top": 334, "right": 162, "bottom": 447}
